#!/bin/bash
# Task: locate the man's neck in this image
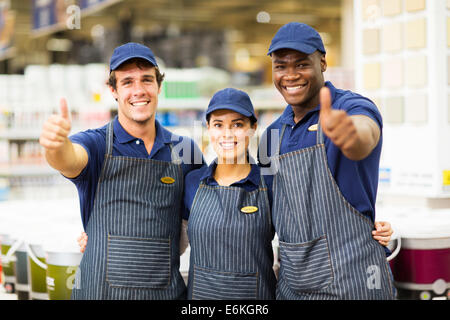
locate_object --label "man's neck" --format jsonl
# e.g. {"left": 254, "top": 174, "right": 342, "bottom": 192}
{"left": 291, "top": 90, "right": 322, "bottom": 124}
{"left": 291, "top": 103, "right": 319, "bottom": 124}
{"left": 118, "top": 116, "right": 156, "bottom": 154}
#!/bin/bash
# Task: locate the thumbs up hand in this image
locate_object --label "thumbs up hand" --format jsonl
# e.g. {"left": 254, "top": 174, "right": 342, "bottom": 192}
{"left": 39, "top": 98, "right": 72, "bottom": 150}
{"left": 319, "top": 87, "right": 358, "bottom": 154}
{"left": 319, "top": 87, "right": 381, "bottom": 161}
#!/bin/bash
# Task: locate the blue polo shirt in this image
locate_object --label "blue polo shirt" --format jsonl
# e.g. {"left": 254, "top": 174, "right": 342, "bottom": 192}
{"left": 68, "top": 116, "right": 205, "bottom": 230}
{"left": 182, "top": 160, "right": 273, "bottom": 220}
{"left": 258, "top": 81, "right": 383, "bottom": 222}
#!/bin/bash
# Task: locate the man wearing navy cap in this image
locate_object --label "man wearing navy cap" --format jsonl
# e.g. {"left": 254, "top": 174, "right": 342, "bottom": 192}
{"left": 40, "top": 42, "right": 203, "bottom": 300}
{"left": 259, "top": 22, "right": 396, "bottom": 299}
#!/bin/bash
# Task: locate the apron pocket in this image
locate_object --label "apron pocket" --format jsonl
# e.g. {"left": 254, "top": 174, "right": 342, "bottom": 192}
{"left": 106, "top": 235, "right": 170, "bottom": 289}
{"left": 279, "top": 235, "right": 333, "bottom": 293}
{"left": 192, "top": 265, "right": 258, "bottom": 300}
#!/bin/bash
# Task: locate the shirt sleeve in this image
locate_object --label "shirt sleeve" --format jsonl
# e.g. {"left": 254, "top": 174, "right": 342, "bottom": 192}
{"left": 190, "top": 138, "right": 206, "bottom": 170}
{"left": 341, "top": 94, "right": 383, "bottom": 130}
{"left": 181, "top": 189, "right": 191, "bottom": 220}
{"left": 175, "top": 135, "right": 205, "bottom": 177}
{"left": 68, "top": 129, "right": 106, "bottom": 182}
{"left": 181, "top": 167, "right": 205, "bottom": 220}
{"left": 182, "top": 170, "right": 194, "bottom": 220}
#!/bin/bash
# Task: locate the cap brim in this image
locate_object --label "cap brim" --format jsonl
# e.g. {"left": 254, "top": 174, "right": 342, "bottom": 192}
{"left": 206, "top": 105, "right": 255, "bottom": 119}
{"left": 267, "top": 42, "right": 318, "bottom": 56}
{"left": 110, "top": 55, "right": 157, "bottom": 71}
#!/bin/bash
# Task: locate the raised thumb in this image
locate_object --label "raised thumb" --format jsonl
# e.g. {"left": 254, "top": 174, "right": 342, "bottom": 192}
{"left": 60, "top": 98, "right": 70, "bottom": 120}
{"left": 319, "top": 86, "right": 332, "bottom": 118}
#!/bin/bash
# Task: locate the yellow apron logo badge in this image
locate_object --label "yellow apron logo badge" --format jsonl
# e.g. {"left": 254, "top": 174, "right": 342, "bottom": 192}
{"left": 241, "top": 206, "right": 258, "bottom": 214}
{"left": 308, "top": 124, "right": 318, "bottom": 131}
{"left": 160, "top": 177, "right": 175, "bottom": 184}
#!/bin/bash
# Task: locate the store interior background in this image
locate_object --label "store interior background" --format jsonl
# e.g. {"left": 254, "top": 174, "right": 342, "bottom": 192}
{"left": 0, "top": 0, "right": 353, "bottom": 200}
{"left": 0, "top": 0, "right": 449, "bottom": 300}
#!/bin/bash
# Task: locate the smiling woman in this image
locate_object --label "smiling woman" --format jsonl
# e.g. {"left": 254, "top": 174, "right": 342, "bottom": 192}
{"left": 182, "top": 88, "right": 278, "bottom": 300}
{"left": 207, "top": 109, "right": 255, "bottom": 186}
{"left": 208, "top": 110, "right": 255, "bottom": 162}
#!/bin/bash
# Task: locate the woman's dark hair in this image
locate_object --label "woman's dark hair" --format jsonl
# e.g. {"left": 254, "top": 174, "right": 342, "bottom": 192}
{"left": 206, "top": 113, "right": 257, "bottom": 126}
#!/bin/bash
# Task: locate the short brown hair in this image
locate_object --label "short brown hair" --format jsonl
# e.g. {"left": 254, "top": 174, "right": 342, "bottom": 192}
{"left": 107, "top": 58, "right": 165, "bottom": 90}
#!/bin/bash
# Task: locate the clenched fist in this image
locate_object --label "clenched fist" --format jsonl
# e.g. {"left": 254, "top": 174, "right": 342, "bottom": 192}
{"left": 39, "top": 98, "right": 71, "bottom": 150}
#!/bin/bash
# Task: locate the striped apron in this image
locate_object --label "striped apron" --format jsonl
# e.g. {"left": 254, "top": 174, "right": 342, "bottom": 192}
{"left": 272, "top": 123, "right": 396, "bottom": 300}
{"left": 71, "top": 121, "right": 186, "bottom": 300}
{"left": 187, "top": 174, "right": 276, "bottom": 299}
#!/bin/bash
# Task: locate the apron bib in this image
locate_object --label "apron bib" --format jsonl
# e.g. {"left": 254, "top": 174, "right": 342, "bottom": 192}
{"left": 272, "top": 123, "right": 396, "bottom": 300}
{"left": 187, "top": 174, "right": 276, "bottom": 299}
{"left": 72, "top": 121, "right": 186, "bottom": 300}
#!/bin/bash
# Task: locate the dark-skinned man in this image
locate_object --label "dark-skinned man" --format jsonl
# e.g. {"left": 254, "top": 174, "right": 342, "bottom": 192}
{"left": 258, "top": 22, "right": 396, "bottom": 300}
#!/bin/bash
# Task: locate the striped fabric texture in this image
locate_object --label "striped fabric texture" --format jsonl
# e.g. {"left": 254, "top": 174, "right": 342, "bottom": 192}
{"left": 272, "top": 124, "right": 396, "bottom": 300}
{"left": 279, "top": 235, "right": 333, "bottom": 292}
{"left": 192, "top": 265, "right": 258, "bottom": 300}
{"left": 187, "top": 176, "right": 277, "bottom": 300}
{"left": 106, "top": 236, "right": 170, "bottom": 288}
{"left": 71, "top": 121, "right": 186, "bottom": 300}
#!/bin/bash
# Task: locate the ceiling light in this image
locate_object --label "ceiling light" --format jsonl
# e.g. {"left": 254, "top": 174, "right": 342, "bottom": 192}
{"left": 91, "top": 24, "right": 105, "bottom": 38}
{"left": 256, "top": 11, "right": 271, "bottom": 24}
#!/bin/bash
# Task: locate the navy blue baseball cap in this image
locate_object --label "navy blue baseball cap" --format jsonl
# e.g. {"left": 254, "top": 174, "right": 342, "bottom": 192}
{"left": 267, "top": 22, "right": 326, "bottom": 56}
{"left": 110, "top": 42, "right": 158, "bottom": 72}
{"left": 206, "top": 88, "right": 257, "bottom": 122}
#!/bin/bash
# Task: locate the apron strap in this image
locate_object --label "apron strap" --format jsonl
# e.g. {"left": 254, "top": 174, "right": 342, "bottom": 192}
{"left": 276, "top": 124, "right": 288, "bottom": 157}
{"left": 259, "top": 172, "right": 267, "bottom": 189}
{"left": 105, "top": 120, "right": 114, "bottom": 156}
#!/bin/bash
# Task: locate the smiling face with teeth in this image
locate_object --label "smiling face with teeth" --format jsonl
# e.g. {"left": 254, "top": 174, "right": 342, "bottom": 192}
{"left": 110, "top": 61, "right": 161, "bottom": 127}
{"left": 271, "top": 49, "right": 327, "bottom": 120}
{"left": 207, "top": 110, "right": 257, "bottom": 164}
